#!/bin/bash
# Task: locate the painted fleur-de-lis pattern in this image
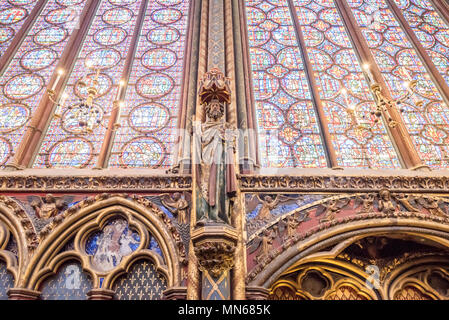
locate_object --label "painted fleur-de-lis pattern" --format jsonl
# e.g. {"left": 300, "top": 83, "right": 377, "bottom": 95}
{"left": 113, "top": 260, "right": 167, "bottom": 300}
{"left": 0, "top": 261, "right": 14, "bottom": 300}
{"left": 40, "top": 262, "right": 93, "bottom": 300}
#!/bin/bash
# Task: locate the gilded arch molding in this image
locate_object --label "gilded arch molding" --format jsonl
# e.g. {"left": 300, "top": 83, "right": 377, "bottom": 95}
{"left": 0, "top": 196, "right": 38, "bottom": 285}
{"left": 248, "top": 218, "right": 449, "bottom": 289}
{"left": 19, "top": 194, "right": 187, "bottom": 291}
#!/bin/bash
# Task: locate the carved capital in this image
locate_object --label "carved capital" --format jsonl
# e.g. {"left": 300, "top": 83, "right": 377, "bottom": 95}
{"left": 7, "top": 288, "right": 41, "bottom": 300}
{"left": 87, "top": 289, "right": 115, "bottom": 300}
{"left": 192, "top": 225, "right": 238, "bottom": 278}
{"left": 163, "top": 287, "right": 187, "bottom": 300}
{"left": 245, "top": 286, "right": 270, "bottom": 300}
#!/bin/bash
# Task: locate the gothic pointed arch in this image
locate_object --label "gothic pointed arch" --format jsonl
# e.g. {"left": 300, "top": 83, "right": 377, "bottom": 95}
{"left": 21, "top": 194, "right": 187, "bottom": 295}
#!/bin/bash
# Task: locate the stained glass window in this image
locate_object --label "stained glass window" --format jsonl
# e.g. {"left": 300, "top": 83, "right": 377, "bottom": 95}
{"left": 107, "top": 0, "right": 190, "bottom": 168}
{"left": 347, "top": 0, "right": 449, "bottom": 168}
{"left": 34, "top": 0, "right": 143, "bottom": 168}
{"left": 292, "top": 0, "right": 400, "bottom": 168}
{"left": 0, "top": 0, "right": 40, "bottom": 57}
{"left": 392, "top": 0, "right": 449, "bottom": 87}
{"left": 245, "top": 0, "right": 327, "bottom": 168}
{"left": 0, "top": 0, "right": 87, "bottom": 167}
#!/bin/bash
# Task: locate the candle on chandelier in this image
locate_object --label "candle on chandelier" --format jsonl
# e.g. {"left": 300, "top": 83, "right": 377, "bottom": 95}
{"left": 51, "top": 69, "right": 64, "bottom": 91}
{"left": 341, "top": 88, "right": 350, "bottom": 108}
{"left": 402, "top": 67, "right": 412, "bottom": 81}
{"left": 362, "top": 64, "right": 374, "bottom": 85}
{"left": 116, "top": 101, "right": 124, "bottom": 121}
{"left": 60, "top": 92, "right": 68, "bottom": 106}
{"left": 116, "top": 80, "right": 125, "bottom": 100}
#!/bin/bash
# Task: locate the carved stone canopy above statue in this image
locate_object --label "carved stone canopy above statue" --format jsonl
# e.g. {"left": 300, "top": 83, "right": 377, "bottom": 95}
{"left": 198, "top": 68, "right": 231, "bottom": 106}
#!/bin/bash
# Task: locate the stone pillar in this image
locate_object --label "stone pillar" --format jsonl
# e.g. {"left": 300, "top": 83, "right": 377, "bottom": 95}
{"left": 192, "top": 225, "right": 238, "bottom": 300}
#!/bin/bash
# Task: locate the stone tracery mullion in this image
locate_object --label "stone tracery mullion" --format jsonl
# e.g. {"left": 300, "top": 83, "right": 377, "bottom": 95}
{"left": 33, "top": 0, "right": 144, "bottom": 169}
{"left": 244, "top": 0, "right": 329, "bottom": 168}
{"left": 106, "top": 0, "right": 192, "bottom": 169}
{"left": 0, "top": 0, "right": 44, "bottom": 63}
{"left": 290, "top": 0, "right": 401, "bottom": 169}
{"left": 0, "top": 0, "right": 92, "bottom": 169}
{"left": 344, "top": 0, "right": 449, "bottom": 169}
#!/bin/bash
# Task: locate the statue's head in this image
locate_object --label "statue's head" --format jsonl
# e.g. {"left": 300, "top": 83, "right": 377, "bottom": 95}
{"left": 45, "top": 194, "right": 55, "bottom": 203}
{"left": 205, "top": 99, "right": 224, "bottom": 121}
{"left": 172, "top": 192, "right": 181, "bottom": 201}
{"left": 379, "top": 189, "right": 390, "bottom": 200}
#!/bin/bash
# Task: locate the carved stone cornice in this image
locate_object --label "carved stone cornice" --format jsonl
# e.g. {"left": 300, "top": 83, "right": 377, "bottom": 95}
{"left": 0, "top": 172, "right": 192, "bottom": 192}
{"left": 239, "top": 174, "right": 449, "bottom": 193}
{"left": 192, "top": 225, "right": 238, "bottom": 278}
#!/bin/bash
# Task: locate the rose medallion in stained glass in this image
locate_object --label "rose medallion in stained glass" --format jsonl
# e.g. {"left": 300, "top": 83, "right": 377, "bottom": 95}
{"left": 129, "top": 103, "right": 170, "bottom": 133}
{"left": 93, "top": 27, "right": 127, "bottom": 46}
{"left": 85, "top": 219, "right": 140, "bottom": 272}
{"left": 120, "top": 137, "right": 165, "bottom": 168}
{"left": 45, "top": 7, "right": 78, "bottom": 25}
{"left": 8, "top": 0, "right": 36, "bottom": 4}
{"left": 0, "top": 8, "right": 27, "bottom": 25}
{"left": 147, "top": 26, "right": 180, "bottom": 45}
{"left": 135, "top": 73, "right": 173, "bottom": 99}
{"left": 102, "top": 7, "right": 133, "bottom": 26}
{"left": 4, "top": 73, "right": 43, "bottom": 100}
{"left": 20, "top": 48, "right": 57, "bottom": 71}
{"left": 156, "top": 0, "right": 183, "bottom": 6}
{"left": 47, "top": 137, "right": 93, "bottom": 168}
{"left": 151, "top": 8, "right": 182, "bottom": 24}
{"left": 55, "top": 0, "right": 85, "bottom": 5}
{"left": 141, "top": 48, "right": 177, "bottom": 70}
{"left": 0, "top": 103, "right": 30, "bottom": 133}
{"left": 108, "top": 0, "right": 137, "bottom": 5}
{"left": 61, "top": 103, "right": 104, "bottom": 134}
{"left": 84, "top": 48, "right": 121, "bottom": 70}
{"left": 33, "top": 26, "right": 67, "bottom": 46}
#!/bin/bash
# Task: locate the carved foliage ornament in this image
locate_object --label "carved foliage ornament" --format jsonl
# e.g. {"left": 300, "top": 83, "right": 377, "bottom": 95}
{"left": 194, "top": 241, "right": 235, "bottom": 278}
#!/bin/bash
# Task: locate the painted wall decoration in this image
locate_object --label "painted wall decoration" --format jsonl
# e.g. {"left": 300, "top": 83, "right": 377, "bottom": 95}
{"left": 85, "top": 218, "right": 140, "bottom": 272}
{"left": 40, "top": 261, "right": 93, "bottom": 300}
{"left": 0, "top": 261, "right": 14, "bottom": 300}
{"left": 112, "top": 259, "right": 167, "bottom": 300}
